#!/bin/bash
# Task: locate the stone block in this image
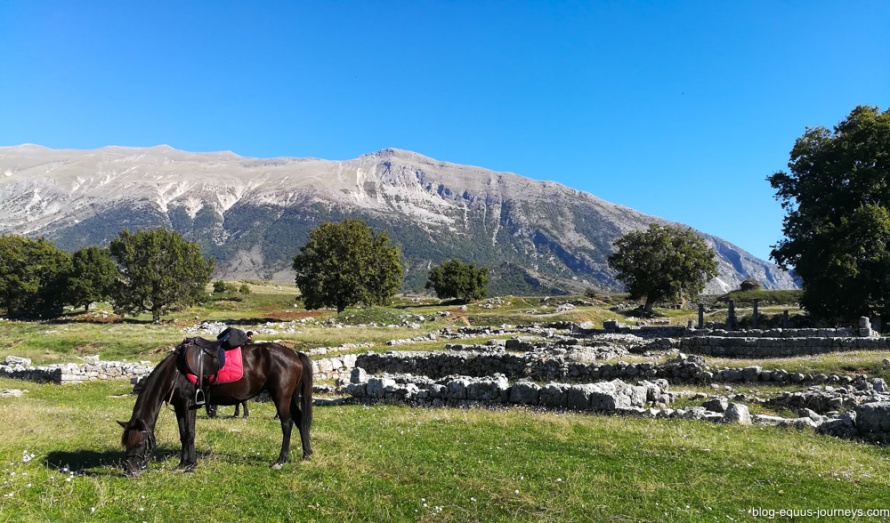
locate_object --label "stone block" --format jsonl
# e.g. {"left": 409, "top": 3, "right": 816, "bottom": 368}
{"left": 508, "top": 381, "right": 540, "bottom": 405}
{"left": 857, "top": 402, "right": 890, "bottom": 434}
{"left": 350, "top": 367, "right": 368, "bottom": 384}
{"left": 722, "top": 403, "right": 751, "bottom": 425}
{"left": 703, "top": 397, "right": 729, "bottom": 413}
{"left": 539, "top": 383, "right": 568, "bottom": 409}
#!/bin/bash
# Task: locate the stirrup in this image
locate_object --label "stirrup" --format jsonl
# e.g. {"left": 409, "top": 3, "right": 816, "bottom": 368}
{"left": 194, "top": 388, "right": 206, "bottom": 407}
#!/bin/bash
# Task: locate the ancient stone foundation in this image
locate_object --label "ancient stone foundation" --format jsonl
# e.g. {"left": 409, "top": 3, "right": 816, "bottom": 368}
{"left": 680, "top": 331, "right": 890, "bottom": 358}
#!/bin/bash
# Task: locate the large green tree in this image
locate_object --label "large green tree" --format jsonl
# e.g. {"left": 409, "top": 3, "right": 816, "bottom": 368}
{"left": 425, "top": 258, "right": 489, "bottom": 302}
{"left": 0, "top": 235, "right": 71, "bottom": 318}
{"left": 292, "top": 218, "right": 403, "bottom": 313}
{"left": 66, "top": 246, "right": 119, "bottom": 312}
{"left": 769, "top": 105, "right": 890, "bottom": 322}
{"left": 607, "top": 224, "right": 718, "bottom": 313}
{"left": 108, "top": 228, "right": 214, "bottom": 322}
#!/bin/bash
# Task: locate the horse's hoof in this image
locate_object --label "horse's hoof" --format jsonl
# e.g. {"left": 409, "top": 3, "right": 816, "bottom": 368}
{"left": 271, "top": 463, "right": 284, "bottom": 470}
{"left": 176, "top": 464, "right": 196, "bottom": 473}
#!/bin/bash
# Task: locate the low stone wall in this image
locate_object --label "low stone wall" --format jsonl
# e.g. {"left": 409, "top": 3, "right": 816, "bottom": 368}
{"left": 345, "top": 372, "right": 674, "bottom": 412}
{"left": 691, "top": 327, "right": 861, "bottom": 338}
{"left": 310, "top": 353, "right": 358, "bottom": 382}
{"left": 0, "top": 353, "right": 354, "bottom": 386}
{"left": 679, "top": 335, "right": 890, "bottom": 358}
{"left": 0, "top": 356, "right": 154, "bottom": 384}
{"left": 353, "top": 351, "right": 869, "bottom": 387}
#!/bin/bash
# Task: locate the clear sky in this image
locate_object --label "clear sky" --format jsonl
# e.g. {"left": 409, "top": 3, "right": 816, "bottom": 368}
{"left": 1, "top": 1, "right": 888, "bottom": 261}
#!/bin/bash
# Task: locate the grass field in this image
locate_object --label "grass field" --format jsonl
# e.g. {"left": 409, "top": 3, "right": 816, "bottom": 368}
{"left": 1, "top": 286, "right": 889, "bottom": 522}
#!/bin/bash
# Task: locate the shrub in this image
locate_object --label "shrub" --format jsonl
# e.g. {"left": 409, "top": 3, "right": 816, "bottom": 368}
{"left": 739, "top": 278, "right": 763, "bottom": 291}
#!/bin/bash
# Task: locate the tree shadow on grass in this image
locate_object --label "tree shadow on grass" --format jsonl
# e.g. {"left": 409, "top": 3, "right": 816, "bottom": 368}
{"left": 45, "top": 446, "right": 180, "bottom": 477}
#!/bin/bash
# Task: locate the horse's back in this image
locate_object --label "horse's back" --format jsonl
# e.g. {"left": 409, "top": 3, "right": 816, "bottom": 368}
{"left": 241, "top": 342, "right": 310, "bottom": 383}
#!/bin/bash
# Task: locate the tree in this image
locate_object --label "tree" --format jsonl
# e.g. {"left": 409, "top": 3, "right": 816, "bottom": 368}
{"left": 108, "top": 228, "right": 214, "bottom": 322}
{"left": 607, "top": 224, "right": 718, "bottom": 313}
{"left": 0, "top": 235, "right": 71, "bottom": 318}
{"left": 425, "top": 258, "right": 489, "bottom": 302}
{"left": 66, "top": 246, "right": 119, "bottom": 312}
{"left": 769, "top": 105, "right": 890, "bottom": 323}
{"left": 292, "top": 218, "right": 403, "bottom": 313}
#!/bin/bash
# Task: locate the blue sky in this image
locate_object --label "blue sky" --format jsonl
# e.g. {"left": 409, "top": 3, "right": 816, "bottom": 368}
{"left": 1, "top": 1, "right": 888, "bottom": 261}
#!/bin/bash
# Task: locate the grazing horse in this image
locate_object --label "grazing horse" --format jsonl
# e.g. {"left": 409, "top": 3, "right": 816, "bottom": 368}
{"left": 118, "top": 339, "right": 312, "bottom": 475}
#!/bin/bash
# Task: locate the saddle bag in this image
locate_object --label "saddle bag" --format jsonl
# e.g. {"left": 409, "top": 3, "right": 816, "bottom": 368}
{"left": 217, "top": 327, "right": 250, "bottom": 350}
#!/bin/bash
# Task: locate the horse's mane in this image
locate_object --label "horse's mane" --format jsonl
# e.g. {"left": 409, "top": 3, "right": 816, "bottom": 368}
{"left": 128, "top": 352, "right": 179, "bottom": 426}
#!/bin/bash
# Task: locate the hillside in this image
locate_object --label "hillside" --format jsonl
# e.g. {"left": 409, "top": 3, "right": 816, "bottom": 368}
{"left": 0, "top": 144, "right": 796, "bottom": 295}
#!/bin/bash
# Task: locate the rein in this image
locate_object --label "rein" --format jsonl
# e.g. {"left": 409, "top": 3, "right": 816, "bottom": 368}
{"left": 163, "top": 365, "right": 179, "bottom": 409}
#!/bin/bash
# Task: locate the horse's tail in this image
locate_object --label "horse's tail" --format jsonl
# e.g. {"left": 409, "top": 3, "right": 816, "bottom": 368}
{"left": 297, "top": 351, "right": 313, "bottom": 433}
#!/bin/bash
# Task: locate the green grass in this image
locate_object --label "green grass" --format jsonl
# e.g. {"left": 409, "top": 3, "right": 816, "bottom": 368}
{"left": 2, "top": 378, "right": 890, "bottom": 522}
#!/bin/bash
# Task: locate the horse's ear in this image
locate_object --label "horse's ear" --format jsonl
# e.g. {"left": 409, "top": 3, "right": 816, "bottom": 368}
{"left": 117, "top": 420, "right": 128, "bottom": 429}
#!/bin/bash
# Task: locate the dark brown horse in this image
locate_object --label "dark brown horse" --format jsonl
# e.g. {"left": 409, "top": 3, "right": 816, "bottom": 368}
{"left": 118, "top": 339, "right": 312, "bottom": 475}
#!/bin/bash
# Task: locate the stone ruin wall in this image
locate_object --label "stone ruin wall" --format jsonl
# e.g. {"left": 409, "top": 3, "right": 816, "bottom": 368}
{"left": 679, "top": 333, "right": 890, "bottom": 358}
{"left": 4, "top": 322, "right": 890, "bottom": 443}
{"left": 0, "top": 354, "right": 354, "bottom": 385}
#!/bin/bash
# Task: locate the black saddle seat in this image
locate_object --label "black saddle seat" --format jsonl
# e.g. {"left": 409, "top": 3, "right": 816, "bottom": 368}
{"left": 178, "top": 337, "right": 226, "bottom": 378}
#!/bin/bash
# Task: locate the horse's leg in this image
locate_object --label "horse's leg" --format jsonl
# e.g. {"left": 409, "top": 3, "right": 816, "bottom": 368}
{"left": 291, "top": 394, "right": 312, "bottom": 460}
{"left": 173, "top": 403, "right": 196, "bottom": 471}
{"left": 241, "top": 401, "right": 250, "bottom": 419}
{"left": 174, "top": 405, "right": 197, "bottom": 472}
{"left": 272, "top": 395, "right": 293, "bottom": 469}
{"left": 233, "top": 402, "right": 240, "bottom": 417}
{"left": 186, "top": 407, "right": 197, "bottom": 469}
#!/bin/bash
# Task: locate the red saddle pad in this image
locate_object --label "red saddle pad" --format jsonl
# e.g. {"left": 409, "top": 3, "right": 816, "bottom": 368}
{"left": 185, "top": 347, "right": 244, "bottom": 385}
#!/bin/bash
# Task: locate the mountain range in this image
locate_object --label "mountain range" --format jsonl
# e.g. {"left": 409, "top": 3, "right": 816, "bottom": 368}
{"left": 0, "top": 144, "right": 796, "bottom": 296}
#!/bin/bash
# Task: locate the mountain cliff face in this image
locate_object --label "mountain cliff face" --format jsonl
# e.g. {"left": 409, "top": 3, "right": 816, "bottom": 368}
{"left": 0, "top": 144, "right": 797, "bottom": 295}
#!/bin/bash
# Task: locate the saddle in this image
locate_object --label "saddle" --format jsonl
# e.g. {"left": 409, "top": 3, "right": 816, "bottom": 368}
{"left": 177, "top": 328, "right": 250, "bottom": 406}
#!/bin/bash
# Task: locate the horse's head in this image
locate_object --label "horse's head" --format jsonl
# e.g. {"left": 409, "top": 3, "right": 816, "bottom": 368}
{"left": 117, "top": 419, "right": 156, "bottom": 476}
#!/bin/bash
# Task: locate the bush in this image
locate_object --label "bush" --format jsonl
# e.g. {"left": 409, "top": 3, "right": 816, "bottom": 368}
{"left": 238, "top": 283, "right": 252, "bottom": 294}
{"left": 739, "top": 278, "right": 763, "bottom": 291}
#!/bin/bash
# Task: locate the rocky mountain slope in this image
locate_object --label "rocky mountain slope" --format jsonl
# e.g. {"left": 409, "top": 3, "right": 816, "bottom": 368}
{"left": 0, "top": 144, "right": 797, "bottom": 295}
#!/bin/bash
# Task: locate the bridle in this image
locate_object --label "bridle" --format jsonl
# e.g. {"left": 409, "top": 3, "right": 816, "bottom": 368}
{"left": 127, "top": 429, "right": 156, "bottom": 473}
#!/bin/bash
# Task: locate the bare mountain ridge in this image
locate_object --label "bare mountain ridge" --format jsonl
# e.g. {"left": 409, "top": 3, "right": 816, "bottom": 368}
{"left": 0, "top": 144, "right": 796, "bottom": 295}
